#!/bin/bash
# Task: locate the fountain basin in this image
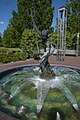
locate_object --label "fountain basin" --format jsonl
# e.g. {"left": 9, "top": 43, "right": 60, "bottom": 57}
{"left": 0, "top": 65, "right": 80, "bottom": 120}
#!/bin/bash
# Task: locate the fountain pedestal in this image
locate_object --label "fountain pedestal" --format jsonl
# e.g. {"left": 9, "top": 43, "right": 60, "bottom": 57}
{"left": 40, "top": 70, "right": 55, "bottom": 80}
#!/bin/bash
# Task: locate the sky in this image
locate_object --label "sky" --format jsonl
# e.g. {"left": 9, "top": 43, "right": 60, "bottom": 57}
{"left": 0, "top": 0, "right": 66, "bottom": 34}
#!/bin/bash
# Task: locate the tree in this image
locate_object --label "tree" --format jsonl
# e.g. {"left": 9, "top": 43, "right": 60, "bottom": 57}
{"left": 11, "top": 0, "right": 54, "bottom": 35}
{"left": 20, "top": 29, "right": 41, "bottom": 57}
{"left": 32, "top": 0, "right": 54, "bottom": 31}
{"left": 66, "top": 0, "right": 80, "bottom": 49}
{"left": 9, "top": 0, "right": 32, "bottom": 43}
{"left": 16, "top": 0, "right": 32, "bottom": 30}
{"left": 20, "top": 29, "right": 35, "bottom": 52}
{"left": 0, "top": 33, "right": 2, "bottom": 47}
{"left": 2, "top": 25, "right": 20, "bottom": 48}
{"left": 66, "top": 32, "right": 76, "bottom": 49}
{"left": 48, "top": 31, "right": 57, "bottom": 46}
{"left": 66, "top": 0, "right": 80, "bottom": 33}
{"left": 2, "top": 0, "right": 54, "bottom": 48}
{"left": 10, "top": 10, "right": 21, "bottom": 37}
{"left": 75, "top": 0, "right": 80, "bottom": 33}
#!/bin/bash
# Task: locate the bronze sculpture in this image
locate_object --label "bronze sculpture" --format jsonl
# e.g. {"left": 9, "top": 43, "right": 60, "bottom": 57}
{"left": 31, "top": 10, "right": 55, "bottom": 77}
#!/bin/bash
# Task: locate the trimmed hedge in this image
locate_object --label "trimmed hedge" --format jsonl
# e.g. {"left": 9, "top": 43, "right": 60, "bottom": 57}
{"left": 0, "top": 48, "right": 26, "bottom": 63}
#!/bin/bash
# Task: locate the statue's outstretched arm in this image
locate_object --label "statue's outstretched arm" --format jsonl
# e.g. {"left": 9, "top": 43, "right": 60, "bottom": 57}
{"left": 31, "top": 9, "right": 41, "bottom": 35}
{"left": 33, "top": 22, "right": 41, "bottom": 35}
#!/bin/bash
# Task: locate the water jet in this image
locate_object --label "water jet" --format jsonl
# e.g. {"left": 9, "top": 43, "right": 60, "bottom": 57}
{"left": 0, "top": 65, "right": 80, "bottom": 120}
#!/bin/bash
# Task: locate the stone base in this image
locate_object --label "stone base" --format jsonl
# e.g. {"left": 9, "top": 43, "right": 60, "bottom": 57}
{"left": 40, "top": 70, "right": 55, "bottom": 80}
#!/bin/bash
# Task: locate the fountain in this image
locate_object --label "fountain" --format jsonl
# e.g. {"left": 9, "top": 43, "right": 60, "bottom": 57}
{"left": 0, "top": 65, "right": 80, "bottom": 120}
{"left": 0, "top": 23, "right": 79, "bottom": 120}
{"left": 0, "top": 5, "right": 80, "bottom": 120}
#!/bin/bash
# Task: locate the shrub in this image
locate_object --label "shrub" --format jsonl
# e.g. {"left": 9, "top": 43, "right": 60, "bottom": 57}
{"left": 20, "top": 29, "right": 41, "bottom": 57}
{"left": 0, "top": 48, "right": 26, "bottom": 63}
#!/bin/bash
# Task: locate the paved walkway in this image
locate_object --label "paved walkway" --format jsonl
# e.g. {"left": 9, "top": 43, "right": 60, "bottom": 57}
{"left": 0, "top": 55, "right": 80, "bottom": 120}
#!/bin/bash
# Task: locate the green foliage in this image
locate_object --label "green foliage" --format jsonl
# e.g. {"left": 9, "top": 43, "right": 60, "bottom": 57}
{"left": 11, "top": 0, "right": 54, "bottom": 36}
{"left": 65, "top": 0, "right": 80, "bottom": 49}
{"left": 0, "top": 35, "right": 2, "bottom": 47}
{"left": 2, "top": 0, "right": 54, "bottom": 49}
{"left": 17, "top": 0, "right": 32, "bottom": 28}
{"left": 0, "top": 47, "right": 20, "bottom": 51}
{"left": 10, "top": 0, "right": 32, "bottom": 37}
{"left": 33, "top": 0, "right": 54, "bottom": 30}
{"left": 2, "top": 25, "right": 20, "bottom": 48}
{"left": 48, "top": 32, "right": 58, "bottom": 46}
{"left": 66, "top": 32, "right": 76, "bottom": 49}
{"left": 20, "top": 29, "right": 41, "bottom": 57}
{"left": 10, "top": 10, "right": 22, "bottom": 42}
{"left": 66, "top": 0, "right": 80, "bottom": 33}
{"left": 0, "top": 48, "right": 26, "bottom": 63}
{"left": 49, "top": 27, "right": 54, "bottom": 34}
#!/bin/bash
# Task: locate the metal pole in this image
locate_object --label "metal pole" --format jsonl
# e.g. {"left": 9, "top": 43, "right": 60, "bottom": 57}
{"left": 76, "top": 33, "right": 79, "bottom": 56}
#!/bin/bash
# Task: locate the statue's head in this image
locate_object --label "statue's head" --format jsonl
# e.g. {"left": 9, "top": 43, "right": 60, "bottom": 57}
{"left": 41, "top": 29, "right": 48, "bottom": 40}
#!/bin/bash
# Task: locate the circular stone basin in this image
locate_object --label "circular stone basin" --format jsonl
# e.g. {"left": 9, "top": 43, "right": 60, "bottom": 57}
{"left": 0, "top": 65, "right": 80, "bottom": 120}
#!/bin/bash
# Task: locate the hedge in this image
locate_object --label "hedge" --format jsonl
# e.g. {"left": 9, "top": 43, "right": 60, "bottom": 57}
{"left": 0, "top": 48, "right": 26, "bottom": 63}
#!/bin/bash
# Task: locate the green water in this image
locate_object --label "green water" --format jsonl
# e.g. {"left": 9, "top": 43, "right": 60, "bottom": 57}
{"left": 0, "top": 66, "right": 80, "bottom": 120}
